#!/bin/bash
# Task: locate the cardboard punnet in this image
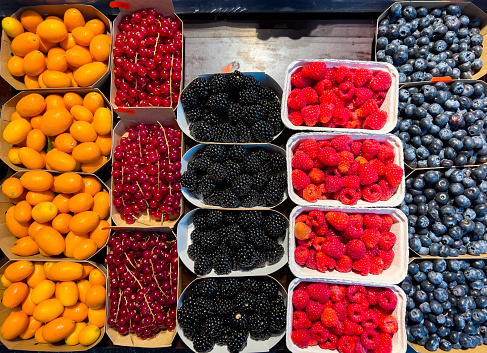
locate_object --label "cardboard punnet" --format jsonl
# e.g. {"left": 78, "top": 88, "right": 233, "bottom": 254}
{"left": 282, "top": 59, "right": 399, "bottom": 134}
{"left": 177, "top": 276, "right": 287, "bottom": 353}
{"left": 177, "top": 209, "right": 289, "bottom": 276}
{"left": 0, "top": 171, "right": 111, "bottom": 260}
{"left": 289, "top": 206, "right": 408, "bottom": 284}
{"left": 286, "top": 278, "right": 407, "bottom": 353}
{"left": 0, "top": 5, "right": 112, "bottom": 90}
{"left": 177, "top": 72, "right": 284, "bottom": 144}
{"left": 109, "top": 0, "right": 183, "bottom": 121}
{"left": 374, "top": 2, "right": 487, "bottom": 84}
{"left": 287, "top": 132, "right": 406, "bottom": 207}
{"left": 181, "top": 143, "right": 288, "bottom": 209}
{"left": 399, "top": 80, "right": 487, "bottom": 170}
{"left": 105, "top": 227, "right": 179, "bottom": 347}
{"left": 0, "top": 259, "right": 107, "bottom": 351}
{"left": 110, "top": 115, "right": 184, "bottom": 229}
{"left": 0, "top": 88, "right": 113, "bottom": 173}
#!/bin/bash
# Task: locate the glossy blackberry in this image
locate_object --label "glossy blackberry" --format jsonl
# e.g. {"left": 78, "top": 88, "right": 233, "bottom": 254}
{"left": 227, "top": 103, "right": 244, "bottom": 124}
{"left": 229, "top": 311, "right": 249, "bottom": 331}
{"left": 232, "top": 175, "right": 252, "bottom": 197}
{"left": 265, "top": 243, "right": 285, "bottom": 265}
{"left": 241, "top": 104, "right": 265, "bottom": 125}
{"left": 225, "top": 224, "right": 246, "bottom": 250}
{"left": 228, "top": 145, "right": 247, "bottom": 162}
{"left": 190, "top": 77, "right": 210, "bottom": 100}
{"left": 259, "top": 86, "right": 278, "bottom": 101}
{"left": 194, "top": 255, "right": 213, "bottom": 276}
{"left": 269, "top": 297, "right": 286, "bottom": 333}
{"left": 243, "top": 153, "right": 262, "bottom": 175}
{"left": 219, "top": 278, "right": 242, "bottom": 297}
{"left": 218, "top": 189, "right": 240, "bottom": 208}
{"left": 190, "top": 121, "right": 214, "bottom": 142}
{"left": 268, "top": 152, "right": 286, "bottom": 173}
{"left": 207, "top": 163, "right": 227, "bottom": 183}
{"left": 192, "top": 278, "right": 219, "bottom": 298}
{"left": 222, "top": 211, "right": 238, "bottom": 225}
{"left": 188, "top": 156, "right": 212, "bottom": 174}
{"left": 241, "top": 278, "right": 264, "bottom": 294}
{"left": 223, "top": 160, "right": 242, "bottom": 180}
{"left": 254, "top": 294, "right": 271, "bottom": 315}
{"left": 235, "top": 244, "right": 258, "bottom": 269}
{"left": 214, "top": 326, "right": 232, "bottom": 346}
{"left": 190, "top": 229, "right": 208, "bottom": 243}
{"left": 187, "top": 243, "right": 204, "bottom": 260}
{"left": 237, "top": 211, "right": 264, "bottom": 228}
{"left": 246, "top": 227, "right": 271, "bottom": 249}
{"left": 234, "top": 291, "right": 256, "bottom": 313}
{"left": 215, "top": 123, "right": 238, "bottom": 143}
{"left": 203, "top": 144, "right": 227, "bottom": 162}
{"left": 203, "top": 191, "right": 223, "bottom": 207}
{"left": 235, "top": 123, "right": 253, "bottom": 143}
{"left": 239, "top": 89, "right": 259, "bottom": 106}
{"left": 243, "top": 75, "right": 261, "bottom": 90}
{"left": 262, "top": 280, "right": 280, "bottom": 300}
{"left": 253, "top": 251, "right": 267, "bottom": 268}
{"left": 181, "top": 87, "right": 199, "bottom": 109}
{"left": 268, "top": 114, "right": 284, "bottom": 136}
{"left": 263, "top": 213, "right": 287, "bottom": 238}
{"left": 199, "top": 233, "right": 219, "bottom": 252}
{"left": 185, "top": 107, "right": 203, "bottom": 123}
{"left": 192, "top": 333, "right": 214, "bottom": 353}
{"left": 209, "top": 74, "right": 228, "bottom": 93}
{"left": 206, "top": 93, "right": 229, "bottom": 113}
{"left": 254, "top": 148, "right": 270, "bottom": 164}
{"left": 249, "top": 314, "right": 270, "bottom": 341}
{"left": 228, "top": 70, "right": 245, "bottom": 92}
{"left": 197, "top": 175, "right": 216, "bottom": 197}
{"left": 205, "top": 209, "right": 224, "bottom": 228}
{"left": 227, "top": 330, "right": 248, "bottom": 353}
{"left": 193, "top": 210, "right": 209, "bottom": 229}
{"left": 240, "top": 190, "right": 265, "bottom": 208}
{"left": 264, "top": 175, "right": 286, "bottom": 206}
{"left": 251, "top": 120, "right": 275, "bottom": 142}
{"left": 181, "top": 169, "right": 199, "bottom": 192}
{"left": 201, "top": 111, "right": 220, "bottom": 126}
{"left": 213, "top": 253, "right": 232, "bottom": 275}
{"left": 251, "top": 172, "right": 269, "bottom": 191}
{"left": 202, "top": 316, "right": 225, "bottom": 338}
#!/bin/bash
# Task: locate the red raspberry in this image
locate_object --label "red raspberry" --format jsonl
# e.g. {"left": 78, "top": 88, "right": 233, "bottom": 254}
{"left": 378, "top": 180, "right": 397, "bottom": 201}
{"left": 339, "top": 188, "right": 359, "bottom": 205}
{"left": 376, "top": 333, "right": 393, "bottom": 353}
{"left": 293, "top": 310, "right": 312, "bottom": 330}
{"left": 288, "top": 88, "right": 307, "bottom": 110}
{"left": 344, "top": 318, "right": 363, "bottom": 336}
{"left": 330, "top": 320, "right": 345, "bottom": 336}
{"left": 331, "top": 136, "right": 352, "bottom": 152}
{"left": 297, "top": 139, "right": 319, "bottom": 159}
{"left": 358, "top": 163, "right": 379, "bottom": 185}
{"left": 380, "top": 215, "right": 394, "bottom": 232}
{"left": 370, "top": 257, "right": 385, "bottom": 275}
{"left": 292, "top": 169, "right": 311, "bottom": 190}
{"left": 363, "top": 229, "right": 380, "bottom": 248}
{"left": 379, "top": 232, "right": 396, "bottom": 250}
{"left": 318, "top": 102, "right": 335, "bottom": 124}
{"left": 320, "top": 90, "right": 339, "bottom": 104}
{"left": 320, "top": 334, "right": 338, "bottom": 350}
{"left": 338, "top": 81, "right": 355, "bottom": 100}
{"left": 355, "top": 339, "right": 367, "bottom": 353}
{"left": 307, "top": 283, "right": 331, "bottom": 304}
{"left": 364, "top": 110, "right": 388, "bottom": 130}
{"left": 314, "top": 79, "right": 333, "bottom": 95}
{"left": 292, "top": 150, "right": 314, "bottom": 170}
{"left": 326, "top": 211, "right": 350, "bottom": 231}
{"left": 318, "top": 146, "right": 339, "bottom": 166}
{"left": 306, "top": 249, "right": 318, "bottom": 270}
{"left": 336, "top": 66, "right": 352, "bottom": 84}
{"left": 321, "top": 308, "right": 339, "bottom": 327}
{"left": 334, "top": 302, "right": 348, "bottom": 321}
{"left": 308, "top": 210, "right": 325, "bottom": 227}
{"left": 303, "top": 87, "right": 319, "bottom": 104}
{"left": 343, "top": 220, "right": 364, "bottom": 239}
{"left": 301, "top": 105, "right": 320, "bottom": 127}
{"left": 364, "top": 214, "right": 382, "bottom": 230}
{"left": 295, "top": 245, "right": 310, "bottom": 266}
{"left": 351, "top": 141, "right": 362, "bottom": 157}
{"left": 379, "top": 249, "right": 394, "bottom": 270}
{"left": 366, "top": 287, "right": 381, "bottom": 306}
{"left": 346, "top": 285, "right": 366, "bottom": 303}
{"left": 291, "top": 68, "right": 312, "bottom": 88}
{"left": 293, "top": 289, "right": 310, "bottom": 310}
{"left": 369, "top": 159, "right": 386, "bottom": 176}
{"left": 324, "top": 67, "right": 337, "bottom": 81}
{"left": 314, "top": 220, "right": 329, "bottom": 236}
{"left": 302, "top": 62, "right": 328, "bottom": 80}
{"left": 317, "top": 252, "right": 336, "bottom": 272}
{"left": 352, "top": 254, "right": 371, "bottom": 276}
{"left": 325, "top": 175, "right": 344, "bottom": 193}
{"left": 323, "top": 237, "right": 345, "bottom": 258}
{"left": 377, "top": 145, "right": 395, "bottom": 165}
{"left": 330, "top": 284, "right": 346, "bottom": 302}
{"left": 379, "top": 315, "right": 398, "bottom": 334}
{"left": 362, "top": 309, "right": 379, "bottom": 329}
{"left": 310, "top": 321, "right": 329, "bottom": 343}
{"left": 303, "top": 184, "right": 320, "bottom": 202}
{"left": 289, "top": 109, "right": 304, "bottom": 126}
{"left": 296, "top": 214, "right": 311, "bottom": 225}
{"left": 307, "top": 168, "right": 324, "bottom": 184}
{"left": 313, "top": 158, "right": 325, "bottom": 169}
{"left": 347, "top": 303, "right": 365, "bottom": 323}
{"left": 333, "top": 106, "right": 351, "bottom": 126}
{"left": 369, "top": 71, "right": 392, "bottom": 91}
{"left": 378, "top": 291, "right": 397, "bottom": 311}
{"left": 336, "top": 256, "right": 353, "bottom": 273}
{"left": 361, "top": 139, "right": 380, "bottom": 160}
{"left": 346, "top": 239, "right": 366, "bottom": 259}
{"left": 338, "top": 151, "right": 355, "bottom": 173}
{"left": 307, "top": 301, "right": 325, "bottom": 322}
{"left": 362, "top": 184, "right": 383, "bottom": 203}
{"left": 355, "top": 99, "right": 379, "bottom": 118}
{"left": 342, "top": 176, "right": 360, "bottom": 189}
{"left": 313, "top": 237, "right": 327, "bottom": 252}
{"left": 338, "top": 335, "right": 356, "bottom": 353}
{"left": 353, "top": 68, "right": 373, "bottom": 87}
{"left": 385, "top": 164, "right": 403, "bottom": 186}
{"left": 354, "top": 87, "right": 374, "bottom": 106}
{"left": 291, "top": 328, "right": 312, "bottom": 348}
{"left": 360, "top": 329, "right": 380, "bottom": 349}
{"left": 367, "top": 245, "right": 379, "bottom": 258}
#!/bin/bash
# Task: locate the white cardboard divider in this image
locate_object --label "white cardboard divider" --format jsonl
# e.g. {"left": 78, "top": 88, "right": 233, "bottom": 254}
{"left": 177, "top": 209, "right": 289, "bottom": 277}
{"left": 177, "top": 276, "right": 287, "bottom": 353}
{"left": 286, "top": 278, "right": 407, "bottom": 353}
{"left": 288, "top": 206, "right": 408, "bottom": 284}
{"left": 286, "top": 132, "right": 405, "bottom": 207}
{"left": 281, "top": 59, "right": 399, "bottom": 134}
{"left": 181, "top": 143, "right": 288, "bottom": 209}
{"left": 177, "top": 72, "right": 284, "bottom": 144}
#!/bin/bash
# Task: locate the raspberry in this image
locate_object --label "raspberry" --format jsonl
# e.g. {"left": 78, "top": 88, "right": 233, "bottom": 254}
{"left": 355, "top": 340, "right": 367, "bottom": 353}
{"left": 306, "top": 249, "right": 318, "bottom": 270}
{"left": 363, "top": 229, "right": 380, "bottom": 248}
{"left": 307, "top": 283, "right": 331, "bottom": 304}
{"left": 378, "top": 291, "right": 397, "bottom": 311}
{"left": 351, "top": 141, "right": 362, "bottom": 157}
{"left": 362, "top": 184, "right": 382, "bottom": 203}
{"left": 358, "top": 163, "right": 379, "bottom": 185}
{"left": 318, "top": 102, "right": 334, "bottom": 124}
{"left": 385, "top": 164, "right": 403, "bottom": 186}
{"left": 313, "top": 237, "right": 327, "bottom": 252}
{"left": 373, "top": 91, "right": 387, "bottom": 107}
{"left": 302, "top": 62, "right": 328, "bottom": 80}
{"left": 370, "top": 257, "right": 385, "bottom": 275}
{"left": 342, "top": 176, "right": 360, "bottom": 189}
{"left": 378, "top": 180, "right": 397, "bottom": 201}
{"left": 297, "top": 139, "right": 318, "bottom": 158}
{"left": 288, "top": 89, "right": 307, "bottom": 110}
{"left": 366, "top": 287, "right": 381, "bottom": 306}
{"left": 331, "top": 136, "right": 352, "bottom": 152}
{"left": 342, "top": 221, "right": 363, "bottom": 239}
{"left": 346, "top": 285, "right": 366, "bottom": 303}
{"left": 344, "top": 160, "right": 360, "bottom": 177}
{"left": 307, "top": 168, "right": 324, "bottom": 184}
{"left": 361, "top": 139, "right": 380, "bottom": 160}
{"left": 303, "top": 184, "right": 320, "bottom": 202}
{"left": 355, "top": 156, "right": 368, "bottom": 165}
{"left": 362, "top": 309, "right": 379, "bottom": 329}
{"left": 317, "top": 252, "right": 336, "bottom": 272}
{"left": 369, "top": 71, "right": 392, "bottom": 91}
{"left": 320, "top": 90, "right": 339, "bottom": 104}
{"left": 291, "top": 328, "right": 312, "bottom": 348}
{"left": 352, "top": 255, "right": 370, "bottom": 276}
{"left": 346, "top": 239, "right": 366, "bottom": 260}
{"left": 338, "top": 151, "right": 355, "bottom": 173}
{"left": 333, "top": 106, "right": 351, "bottom": 126}
{"left": 330, "top": 320, "right": 345, "bottom": 336}
{"left": 344, "top": 318, "right": 363, "bottom": 336}
{"left": 376, "top": 333, "right": 393, "bottom": 353}
{"left": 326, "top": 175, "right": 344, "bottom": 193}
{"left": 293, "top": 310, "right": 312, "bottom": 330}
{"left": 378, "top": 232, "right": 396, "bottom": 250}
{"left": 367, "top": 245, "right": 379, "bottom": 258}
{"left": 378, "top": 249, "right": 394, "bottom": 269}
{"left": 379, "top": 315, "right": 398, "bottom": 334}
{"left": 379, "top": 215, "right": 394, "bottom": 232}
{"left": 353, "top": 68, "right": 373, "bottom": 87}
{"left": 314, "top": 79, "right": 333, "bottom": 95}
{"left": 302, "top": 87, "right": 319, "bottom": 104}
{"left": 295, "top": 246, "right": 310, "bottom": 266}
{"left": 310, "top": 321, "right": 329, "bottom": 343}
{"left": 320, "top": 334, "right": 338, "bottom": 350}
{"left": 336, "top": 256, "right": 353, "bottom": 273}
{"left": 338, "top": 335, "right": 356, "bottom": 353}
{"left": 292, "top": 150, "right": 314, "bottom": 170}
{"left": 369, "top": 159, "right": 386, "bottom": 175}
{"left": 325, "top": 212, "right": 349, "bottom": 231}
{"left": 301, "top": 105, "right": 320, "bottom": 127}
{"left": 333, "top": 302, "right": 348, "bottom": 321}
{"left": 295, "top": 222, "right": 312, "bottom": 240}
{"left": 304, "top": 301, "right": 324, "bottom": 323}
{"left": 292, "top": 169, "right": 311, "bottom": 190}
{"left": 364, "top": 110, "right": 388, "bottom": 130}
{"left": 318, "top": 146, "right": 339, "bottom": 166}
{"left": 324, "top": 67, "right": 336, "bottom": 82}
{"left": 291, "top": 68, "right": 312, "bottom": 88}
{"left": 330, "top": 284, "right": 346, "bottom": 302}
{"left": 292, "top": 289, "right": 310, "bottom": 310}
{"left": 314, "top": 221, "right": 329, "bottom": 236}
{"left": 289, "top": 109, "right": 304, "bottom": 126}
{"left": 339, "top": 188, "right": 359, "bottom": 205}
{"left": 361, "top": 329, "right": 380, "bottom": 349}
{"left": 355, "top": 99, "right": 379, "bottom": 118}
{"left": 323, "top": 237, "right": 345, "bottom": 258}
{"left": 364, "top": 214, "right": 382, "bottom": 230}
{"left": 354, "top": 87, "right": 374, "bottom": 106}
{"left": 321, "top": 308, "right": 339, "bottom": 327}
{"left": 336, "top": 66, "right": 352, "bottom": 84}
{"left": 377, "top": 145, "right": 395, "bottom": 165}
{"left": 308, "top": 210, "right": 325, "bottom": 227}
{"left": 338, "top": 81, "right": 355, "bottom": 100}
{"left": 347, "top": 303, "right": 365, "bottom": 323}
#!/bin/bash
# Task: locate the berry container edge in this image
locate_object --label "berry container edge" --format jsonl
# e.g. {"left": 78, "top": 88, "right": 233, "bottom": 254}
{"left": 177, "top": 209, "right": 289, "bottom": 277}
{"left": 181, "top": 143, "right": 288, "bottom": 209}
{"left": 286, "top": 277, "right": 407, "bottom": 353}
{"left": 289, "top": 205, "right": 409, "bottom": 284}
{"left": 374, "top": 1, "right": 487, "bottom": 84}
{"left": 286, "top": 132, "right": 406, "bottom": 208}
{"left": 176, "top": 275, "right": 287, "bottom": 353}
{"left": 281, "top": 59, "right": 399, "bottom": 134}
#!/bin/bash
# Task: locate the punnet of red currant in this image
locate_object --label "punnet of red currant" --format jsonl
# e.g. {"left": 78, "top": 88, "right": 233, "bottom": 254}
{"left": 112, "top": 7, "right": 182, "bottom": 108}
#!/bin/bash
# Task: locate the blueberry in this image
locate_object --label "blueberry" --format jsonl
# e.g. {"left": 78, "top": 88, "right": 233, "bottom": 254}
{"left": 409, "top": 262, "right": 420, "bottom": 275}
{"left": 449, "top": 182, "right": 464, "bottom": 196}
{"left": 455, "top": 314, "right": 467, "bottom": 329}
{"left": 389, "top": 2, "right": 402, "bottom": 17}
{"left": 455, "top": 195, "right": 471, "bottom": 208}
{"left": 425, "top": 336, "right": 440, "bottom": 351}
{"left": 410, "top": 237, "right": 422, "bottom": 251}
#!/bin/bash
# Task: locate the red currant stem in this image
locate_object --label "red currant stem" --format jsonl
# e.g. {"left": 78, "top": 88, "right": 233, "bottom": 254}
{"left": 152, "top": 33, "right": 160, "bottom": 56}
{"left": 169, "top": 262, "right": 172, "bottom": 287}
{"left": 169, "top": 53, "right": 174, "bottom": 108}
{"left": 125, "top": 265, "right": 155, "bottom": 321}
{"left": 115, "top": 276, "right": 122, "bottom": 323}
{"left": 149, "top": 258, "right": 168, "bottom": 298}
{"left": 156, "top": 122, "right": 172, "bottom": 164}
{"left": 135, "top": 181, "right": 151, "bottom": 212}
{"left": 120, "top": 166, "right": 126, "bottom": 207}
{"left": 137, "top": 129, "right": 142, "bottom": 158}
{"left": 132, "top": 214, "right": 152, "bottom": 227}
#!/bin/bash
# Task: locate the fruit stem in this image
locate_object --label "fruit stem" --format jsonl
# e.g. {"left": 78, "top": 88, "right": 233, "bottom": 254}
{"left": 169, "top": 53, "right": 174, "bottom": 108}
{"left": 135, "top": 181, "right": 151, "bottom": 211}
{"left": 125, "top": 264, "right": 156, "bottom": 321}
{"left": 152, "top": 33, "right": 160, "bottom": 56}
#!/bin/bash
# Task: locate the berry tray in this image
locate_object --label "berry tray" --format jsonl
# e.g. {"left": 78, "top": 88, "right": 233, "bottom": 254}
{"left": 281, "top": 59, "right": 399, "bottom": 134}
{"left": 289, "top": 206, "right": 408, "bottom": 285}
{"left": 177, "top": 276, "right": 287, "bottom": 353}
{"left": 181, "top": 143, "right": 288, "bottom": 209}
{"left": 286, "top": 278, "right": 407, "bottom": 353}
{"left": 286, "top": 132, "right": 406, "bottom": 208}
{"left": 177, "top": 209, "right": 289, "bottom": 277}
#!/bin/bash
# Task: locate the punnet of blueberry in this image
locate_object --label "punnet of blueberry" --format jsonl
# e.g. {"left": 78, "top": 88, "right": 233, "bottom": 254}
{"left": 395, "top": 81, "right": 487, "bottom": 168}
{"left": 181, "top": 71, "right": 283, "bottom": 143}
{"left": 403, "top": 259, "right": 487, "bottom": 351}
{"left": 404, "top": 166, "right": 487, "bottom": 257}
{"left": 377, "top": 3, "right": 484, "bottom": 83}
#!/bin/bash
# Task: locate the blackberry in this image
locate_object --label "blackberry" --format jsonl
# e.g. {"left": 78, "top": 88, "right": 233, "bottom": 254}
{"left": 228, "top": 145, "right": 247, "bottom": 162}
{"left": 240, "top": 190, "right": 265, "bottom": 208}
{"left": 194, "top": 255, "right": 213, "bottom": 276}
{"left": 265, "top": 243, "right": 285, "bottom": 265}
{"left": 268, "top": 114, "right": 284, "bottom": 136}
{"left": 263, "top": 213, "right": 287, "bottom": 238}
{"left": 243, "top": 75, "right": 262, "bottom": 90}
{"left": 236, "top": 123, "right": 254, "bottom": 143}
{"left": 180, "top": 87, "right": 199, "bottom": 110}
{"left": 206, "top": 93, "right": 229, "bottom": 113}
{"left": 202, "top": 316, "right": 225, "bottom": 338}
{"left": 207, "top": 163, "right": 227, "bottom": 183}
{"left": 229, "top": 311, "right": 248, "bottom": 331}
{"left": 190, "top": 121, "right": 214, "bottom": 142}
{"left": 227, "top": 330, "right": 248, "bottom": 353}
{"left": 192, "top": 278, "right": 219, "bottom": 298}
{"left": 251, "top": 120, "right": 275, "bottom": 142}
{"left": 188, "top": 156, "right": 212, "bottom": 173}
{"left": 241, "top": 105, "right": 265, "bottom": 125}
{"left": 190, "top": 229, "right": 208, "bottom": 243}
{"left": 264, "top": 176, "right": 286, "bottom": 206}
{"left": 234, "top": 291, "right": 256, "bottom": 313}
{"left": 237, "top": 211, "right": 264, "bottom": 228}
{"left": 219, "top": 278, "right": 242, "bottom": 297}
{"left": 201, "top": 111, "right": 220, "bottom": 126}
{"left": 239, "top": 89, "right": 259, "bottom": 106}
{"left": 203, "top": 191, "right": 223, "bottom": 206}
{"left": 254, "top": 294, "right": 271, "bottom": 315}
{"left": 185, "top": 107, "right": 203, "bottom": 123}
{"left": 223, "top": 160, "right": 241, "bottom": 180}
{"left": 241, "top": 278, "right": 263, "bottom": 294}
{"left": 199, "top": 233, "right": 219, "bottom": 252}
{"left": 214, "top": 326, "right": 232, "bottom": 346}
{"left": 227, "top": 103, "right": 244, "bottom": 123}
{"left": 205, "top": 209, "right": 224, "bottom": 228}
{"left": 243, "top": 153, "right": 262, "bottom": 175}
{"left": 248, "top": 314, "right": 270, "bottom": 341}
{"left": 215, "top": 123, "right": 238, "bottom": 143}
{"left": 218, "top": 189, "right": 240, "bottom": 208}
{"left": 187, "top": 243, "right": 204, "bottom": 260}
{"left": 197, "top": 175, "right": 216, "bottom": 197}
{"left": 232, "top": 175, "right": 252, "bottom": 197}
{"left": 192, "top": 333, "right": 214, "bottom": 353}
{"left": 225, "top": 224, "right": 246, "bottom": 250}
{"left": 190, "top": 78, "right": 210, "bottom": 100}
{"left": 251, "top": 172, "right": 269, "bottom": 191}
{"left": 269, "top": 297, "right": 286, "bottom": 333}
{"left": 222, "top": 211, "right": 238, "bottom": 225}
{"left": 181, "top": 169, "right": 199, "bottom": 192}
{"left": 192, "top": 210, "right": 209, "bottom": 229}
{"left": 253, "top": 148, "right": 270, "bottom": 164}
{"left": 268, "top": 152, "right": 286, "bottom": 173}
{"left": 262, "top": 280, "right": 280, "bottom": 300}
{"left": 259, "top": 86, "right": 278, "bottom": 101}
{"left": 228, "top": 70, "right": 245, "bottom": 92}
{"left": 235, "top": 244, "right": 258, "bottom": 269}
{"left": 213, "top": 253, "right": 232, "bottom": 275}
{"left": 246, "top": 227, "right": 272, "bottom": 249}
{"left": 209, "top": 74, "right": 228, "bottom": 94}
{"left": 203, "top": 144, "right": 227, "bottom": 162}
